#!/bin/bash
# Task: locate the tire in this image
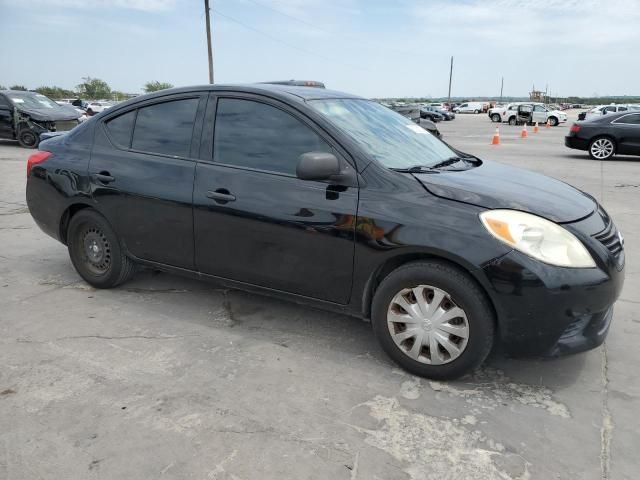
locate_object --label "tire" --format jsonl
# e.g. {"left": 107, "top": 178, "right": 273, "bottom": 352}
{"left": 491, "top": 114, "right": 501, "bottom": 123}
{"left": 589, "top": 136, "right": 616, "bottom": 160}
{"left": 371, "top": 260, "right": 495, "bottom": 380}
{"left": 548, "top": 116, "right": 559, "bottom": 127}
{"left": 18, "top": 128, "right": 39, "bottom": 149}
{"left": 474, "top": 109, "right": 480, "bottom": 114}
{"left": 67, "top": 209, "right": 136, "bottom": 288}
{"left": 508, "top": 116, "right": 517, "bottom": 126}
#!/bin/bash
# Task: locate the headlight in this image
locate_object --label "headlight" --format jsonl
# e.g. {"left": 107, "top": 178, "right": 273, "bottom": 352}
{"left": 480, "top": 210, "right": 595, "bottom": 268}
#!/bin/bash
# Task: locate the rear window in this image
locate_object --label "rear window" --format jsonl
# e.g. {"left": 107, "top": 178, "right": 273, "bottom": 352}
{"left": 105, "top": 111, "right": 136, "bottom": 148}
{"left": 131, "top": 98, "right": 199, "bottom": 157}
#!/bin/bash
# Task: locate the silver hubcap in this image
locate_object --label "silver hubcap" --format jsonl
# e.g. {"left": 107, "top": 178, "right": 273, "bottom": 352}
{"left": 387, "top": 285, "right": 469, "bottom": 365}
{"left": 591, "top": 139, "right": 614, "bottom": 159}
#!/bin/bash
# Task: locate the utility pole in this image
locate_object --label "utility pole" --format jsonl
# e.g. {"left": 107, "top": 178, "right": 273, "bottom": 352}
{"left": 205, "top": 0, "right": 214, "bottom": 84}
{"left": 447, "top": 56, "right": 453, "bottom": 106}
{"left": 499, "top": 76, "right": 504, "bottom": 103}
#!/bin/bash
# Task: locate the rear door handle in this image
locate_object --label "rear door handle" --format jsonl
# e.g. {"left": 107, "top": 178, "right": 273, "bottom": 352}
{"left": 95, "top": 172, "right": 115, "bottom": 184}
{"left": 206, "top": 189, "right": 236, "bottom": 203}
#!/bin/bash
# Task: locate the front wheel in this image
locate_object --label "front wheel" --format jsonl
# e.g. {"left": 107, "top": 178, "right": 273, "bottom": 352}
{"left": 589, "top": 137, "right": 616, "bottom": 160}
{"left": 371, "top": 261, "right": 495, "bottom": 380}
{"left": 491, "top": 114, "right": 501, "bottom": 122}
{"left": 548, "top": 116, "right": 559, "bottom": 126}
{"left": 18, "top": 128, "right": 39, "bottom": 149}
{"left": 67, "top": 209, "right": 136, "bottom": 288}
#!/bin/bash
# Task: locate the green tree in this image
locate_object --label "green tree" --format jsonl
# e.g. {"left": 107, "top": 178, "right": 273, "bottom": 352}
{"left": 76, "top": 77, "right": 111, "bottom": 99}
{"left": 9, "top": 85, "right": 27, "bottom": 91}
{"left": 35, "top": 86, "right": 75, "bottom": 99}
{"left": 143, "top": 81, "right": 174, "bottom": 93}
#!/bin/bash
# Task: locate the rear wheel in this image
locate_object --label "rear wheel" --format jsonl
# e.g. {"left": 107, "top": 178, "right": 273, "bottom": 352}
{"left": 491, "top": 114, "right": 501, "bottom": 122}
{"left": 371, "top": 261, "right": 494, "bottom": 380}
{"left": 474, "top": 109, "right": 480, "bottom": 114}
{"left": 67, "top": 209, "right": 136, "bottom": 288}
{"left": 508, "top": 116, "right": 517, "bottom": 126}
{"left": 18, "top": 129, "right": 39, "bottom": 149}
{"left": 589, "top": 137, "right": 616, "bottom": 160}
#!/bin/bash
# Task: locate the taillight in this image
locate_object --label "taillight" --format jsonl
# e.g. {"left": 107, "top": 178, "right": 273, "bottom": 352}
{"left": 27, "top": 151, "right": 51, "bottom": 177}
{"left": 570, "top": 124, "right": 581, "bottom": 134}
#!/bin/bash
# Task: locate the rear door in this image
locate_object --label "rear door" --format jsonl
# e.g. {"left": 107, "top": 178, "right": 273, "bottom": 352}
{"left": 612, "top": 113, "right": 640, "bottom": 154}
{"left": 193, "top": 94, "right": 358, "bottom": 304}
{"left": 90, "top": 93, "right": 206, "bottom": 269}
{"left": 533, "top": 105, "right": 547, "bottom": 123}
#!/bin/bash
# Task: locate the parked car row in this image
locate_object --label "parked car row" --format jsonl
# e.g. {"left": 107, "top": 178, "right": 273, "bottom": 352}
{"left": 577, "top": 104, "right": 640, "bottom": 121}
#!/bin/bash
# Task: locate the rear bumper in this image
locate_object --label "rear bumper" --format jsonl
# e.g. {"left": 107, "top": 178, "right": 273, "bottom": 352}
{"left": 565, "top": 136, "right": 590, "bottom": 151}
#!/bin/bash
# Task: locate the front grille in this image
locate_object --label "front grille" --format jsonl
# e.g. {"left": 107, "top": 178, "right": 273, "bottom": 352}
{"left": 593, "top": 211, "right": 623, "bottom": 257}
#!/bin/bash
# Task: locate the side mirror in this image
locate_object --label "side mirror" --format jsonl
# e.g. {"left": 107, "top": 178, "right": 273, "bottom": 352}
{"left": 296, "top": 152, "right": 340, "bottom": 181}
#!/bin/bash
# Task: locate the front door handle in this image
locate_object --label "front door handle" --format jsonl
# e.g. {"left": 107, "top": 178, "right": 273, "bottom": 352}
{"left": 206, "top": 189, "right": 236, "bottom": 203}
{"left": 95, "top": 172, "right": 115, "bottom": 184}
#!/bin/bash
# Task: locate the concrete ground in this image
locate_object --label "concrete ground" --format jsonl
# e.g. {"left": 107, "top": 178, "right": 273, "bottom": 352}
{"left": 0, "top": 112, "right": 638, "bottom": 480}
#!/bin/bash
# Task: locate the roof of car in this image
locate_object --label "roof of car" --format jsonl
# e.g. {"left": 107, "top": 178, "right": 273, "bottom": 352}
{"left": 135, "top": 83, "right": 363, "bottom": 102}
{"left": 586, "top": 110, "right": 639, "bottom": 123}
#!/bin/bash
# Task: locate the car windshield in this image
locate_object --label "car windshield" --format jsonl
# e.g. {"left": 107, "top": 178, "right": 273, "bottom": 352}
{"left": 6, "top": 92, "right": 58, "bottom": 109}
{"left": 309, "top": 98, "right": 456, "bottom": 169}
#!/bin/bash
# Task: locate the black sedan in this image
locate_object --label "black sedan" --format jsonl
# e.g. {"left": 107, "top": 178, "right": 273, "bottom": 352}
{"left": 26, "top": 83, "right": 624, "bottom": 380}
{"left": 422, "top": 105, "right": 455, "bottom": 121}
{"left": 565, "top": 111, "right": 640, "bottom": 160}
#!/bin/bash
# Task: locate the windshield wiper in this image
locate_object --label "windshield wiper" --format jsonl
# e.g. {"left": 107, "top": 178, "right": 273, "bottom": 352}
{"left": 430, "top": 156, "right": 467, "bottom": 169}
{"left": 390, "top": 165, "right": 438, "bottom": 173}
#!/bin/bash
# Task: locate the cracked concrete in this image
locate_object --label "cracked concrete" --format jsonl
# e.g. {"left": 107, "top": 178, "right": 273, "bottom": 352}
{"left": 1, "top": 117, "right": 639, "bottom": 480}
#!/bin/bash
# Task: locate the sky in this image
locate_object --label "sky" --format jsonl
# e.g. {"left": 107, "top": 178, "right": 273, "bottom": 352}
{"left": 1, "top": 0, "right": 639, "bottom": 98}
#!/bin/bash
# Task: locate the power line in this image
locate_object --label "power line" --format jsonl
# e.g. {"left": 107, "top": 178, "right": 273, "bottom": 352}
{"left": 212, "top": 8, "right": 372, "bottom": 73}
{"left": 243, "top": 0, "right": 333, "bottom": 36}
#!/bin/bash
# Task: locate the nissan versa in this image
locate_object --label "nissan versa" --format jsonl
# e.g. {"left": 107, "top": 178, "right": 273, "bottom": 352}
{"left": 25, "top": 84, "right": 625, "bottom": 379}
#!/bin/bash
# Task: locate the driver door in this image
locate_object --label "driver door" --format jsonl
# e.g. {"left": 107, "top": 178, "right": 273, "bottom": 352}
{"left": 193, "top": 94, "right": 358, "bottom": 304}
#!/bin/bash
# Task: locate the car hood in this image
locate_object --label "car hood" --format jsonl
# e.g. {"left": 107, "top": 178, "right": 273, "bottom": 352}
{"left": 413, "top": 160, "right": 596, "bottom": 223}
{"left": 16, "top": 105, "right": 80, "bottom": 122}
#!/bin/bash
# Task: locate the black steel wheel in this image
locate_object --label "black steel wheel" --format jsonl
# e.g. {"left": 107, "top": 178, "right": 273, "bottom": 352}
{"left": 67, "top": 209, "right": 136, "bottom": 288}
{"left": 18, "top": 129, "right": 39, "bottom": 149}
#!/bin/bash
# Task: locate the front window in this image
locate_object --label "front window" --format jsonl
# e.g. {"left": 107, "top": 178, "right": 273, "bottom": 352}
{"left": 6, "top": 92, "right": 58, "bottom": 109}
{"left": 309, "top": 99, "right": 456, "bottom": 169}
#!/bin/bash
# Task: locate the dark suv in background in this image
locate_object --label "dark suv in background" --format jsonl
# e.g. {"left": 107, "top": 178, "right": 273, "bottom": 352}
{"left": 0, "top": 90, "right": 80, "bottom": 148}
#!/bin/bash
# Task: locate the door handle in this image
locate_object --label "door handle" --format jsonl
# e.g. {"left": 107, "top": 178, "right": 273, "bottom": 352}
{"left": 206, "top": 189, "right": 236, "bottom": 203}
{"left": 95, "top": 172, "right": 115, "bottom": 184}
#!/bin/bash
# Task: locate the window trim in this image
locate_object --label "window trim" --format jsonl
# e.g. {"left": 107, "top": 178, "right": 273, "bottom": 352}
{"left": 611, "top": 113, "right": 640, "bottom": 125}
{"left": 101, "top": 93, "right": 205, "bottom": 161}
{"left": 203, "top": 93, "right": 354, "bottom": 179}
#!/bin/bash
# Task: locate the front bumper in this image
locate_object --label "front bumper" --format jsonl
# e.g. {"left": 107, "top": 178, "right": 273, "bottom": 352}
{"left": 479, "top": 210, "right": 624, "bottom": 357}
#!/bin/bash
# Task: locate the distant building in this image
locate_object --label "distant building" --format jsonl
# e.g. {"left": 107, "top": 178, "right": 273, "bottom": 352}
{"left": 530, "top": 87, "right": 549, "bottom": 103}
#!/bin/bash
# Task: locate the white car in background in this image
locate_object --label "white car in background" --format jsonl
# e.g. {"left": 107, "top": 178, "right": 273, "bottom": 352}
{"left": 503, "top": 104, "right": 567, "bottom": 126}
{"left": 582, "top": 104, "right": 640, "bottom": 120}
{"left": 85, "top": 101, "right": 113, "bottom": 115}
{"left": 453, "top": 101, "right": 484, "bottom": 114}
{"left": 488, "top": 103, "right": 525, "bottom": 122}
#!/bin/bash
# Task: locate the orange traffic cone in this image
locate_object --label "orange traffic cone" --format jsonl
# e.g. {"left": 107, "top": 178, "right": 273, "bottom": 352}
{"left": 491, "top": 127, "right": 500, "bottom": 145}
{"left": 534, "top": 122, "right": 539, "bottom": 133}
{"left": 521, "top": 124, "right": 528, "bottom": 138}
{"left": 545, "top": 119, "right": 551, "bottom": 129}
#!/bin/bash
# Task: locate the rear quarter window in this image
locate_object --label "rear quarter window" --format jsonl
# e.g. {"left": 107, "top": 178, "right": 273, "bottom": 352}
{"left": 105, "top": 110, "right": 136, "bottom": 148}
{"left": 131, "top": 98, "right": 199, "bottom": 157}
